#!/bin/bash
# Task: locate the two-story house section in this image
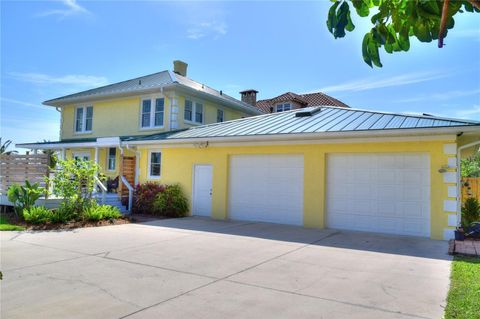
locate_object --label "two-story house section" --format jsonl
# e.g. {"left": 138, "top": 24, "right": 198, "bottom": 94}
{"left": 20, "top": 60, "right": 261, "bottom": 189}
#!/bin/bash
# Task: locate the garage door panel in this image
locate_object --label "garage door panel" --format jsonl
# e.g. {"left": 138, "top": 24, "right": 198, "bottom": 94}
{"left": 327, "top": 153, "right": 430, "bottom": 237}
{"left": 229, "top": 154, "right": 304, "bottom": 226}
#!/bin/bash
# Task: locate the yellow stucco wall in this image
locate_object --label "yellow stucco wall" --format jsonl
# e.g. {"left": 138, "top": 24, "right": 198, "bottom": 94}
{"left": 136, "top": 139, "right": 457, "bottom": 240}
{"left": 61, "top": 91, "right": 249, "bottom": 140}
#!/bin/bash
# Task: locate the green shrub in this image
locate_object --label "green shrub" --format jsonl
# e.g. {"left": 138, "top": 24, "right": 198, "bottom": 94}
{"left": 133, "top": 182, "right": 165, "bottom": 214}
{"left": 462, "top": 197, "right": 480, "bottom": 228}
{"left": 153, "top": 184, "right": 189, "bottom": 218}
{"left": 50, "top": 203, "right": 77, "bottom": 223}
{"left": 7, "top": 181, "right": 44, "bottom": 217}
{"left": 23, "top": 206, "right": 52, "bottom": 224}
{"left": 84, "top": 204, "right": 121, "bottom": 222}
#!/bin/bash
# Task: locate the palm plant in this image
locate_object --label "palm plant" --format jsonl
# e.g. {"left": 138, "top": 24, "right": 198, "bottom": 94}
{"left": 0, "top": 138, "right": 18, "bottom": 155}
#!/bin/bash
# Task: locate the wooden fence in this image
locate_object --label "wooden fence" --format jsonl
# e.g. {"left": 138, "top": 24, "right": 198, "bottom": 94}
{"left": 462, "top": 177, "right": 480, "bottom": 201}
{"left": 0, "top": 154, "right": 50, "bottom": 193}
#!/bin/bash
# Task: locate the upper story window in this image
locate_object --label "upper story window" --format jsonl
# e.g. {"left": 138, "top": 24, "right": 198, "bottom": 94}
{"left": 107, "top": 147, "right": 116, "bottom": 171}
{"left": 75, "top": 106, "right": 93, "bottom": 133}
{"left": 275, "top": 103, "right": 291, "bottom": 112}
{"left": 217, "top": 109, "right": 224, "bottom": 123}
{"left": 184, "top": 99, "right": 203, "bottom": 124}
{"left": 141, "top": 98, "right": 164, "bottom": 129}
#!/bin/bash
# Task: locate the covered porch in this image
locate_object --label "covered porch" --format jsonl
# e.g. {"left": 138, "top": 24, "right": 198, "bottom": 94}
{"left": 16, "top": 137, "right": 141, "bottom": 212}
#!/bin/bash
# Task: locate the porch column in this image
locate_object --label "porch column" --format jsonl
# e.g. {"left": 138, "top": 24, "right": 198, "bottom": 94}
{"left": 94, "top": 147, "right": 99, "bottom": 164}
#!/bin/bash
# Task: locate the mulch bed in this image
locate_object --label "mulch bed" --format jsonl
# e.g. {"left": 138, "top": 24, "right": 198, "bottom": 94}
{"left": 449, "top": 239, "right": 480, "bottom": 257}
{"left": 25, "top": 217, "right": 131, "bottom": 231}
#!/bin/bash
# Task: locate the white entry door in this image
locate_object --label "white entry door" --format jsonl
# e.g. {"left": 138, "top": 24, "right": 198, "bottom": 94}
{"left": 228, "top": 154, "right": 304, "bottom": 225}
{"left": 192, "top": 165, "right": 213, "bottom": 216}
{"left": 326, "top": 153, "right": 430, "bottom": 237}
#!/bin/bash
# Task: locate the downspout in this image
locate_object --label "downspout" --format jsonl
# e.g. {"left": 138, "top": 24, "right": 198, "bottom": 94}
{"left": 456, "top": 140, "right": 480, "bottom": 227}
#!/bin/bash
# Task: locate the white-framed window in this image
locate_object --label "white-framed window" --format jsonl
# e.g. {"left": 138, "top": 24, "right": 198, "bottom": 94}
{"left": 217, "top": 109, "right": 224, "bottom": 122}
{"left": 141, "top": 97, "right": 164, "bottom": 129}
{"left": 75, "top": 106, "right": 93, "bottom": 133}
{"left": 275, "top": 103, "right": 291, "bottom": 112}
{"left": 107, "top": 147, "right": 116, "bottom": 171}
{"left": 73, "top": 152, "right": 90, "bottom": 161}
{"left": 148, "top": 151, "right": 162, "bottom": 179}
{"left": 184, "top": 99, "right": 203, "bottom": 124}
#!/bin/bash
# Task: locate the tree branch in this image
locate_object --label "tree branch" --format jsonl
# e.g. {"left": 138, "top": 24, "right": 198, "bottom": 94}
{"left": 467, "top": 0, "right": 480, "bottom": 10}
{"left": 438, "top": 0, "right": 450, "bottom": 48}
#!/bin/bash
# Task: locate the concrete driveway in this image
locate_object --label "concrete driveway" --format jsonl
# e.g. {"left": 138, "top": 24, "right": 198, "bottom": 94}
{"left": 1, "top": 217, "right": 451, "bottom": 319}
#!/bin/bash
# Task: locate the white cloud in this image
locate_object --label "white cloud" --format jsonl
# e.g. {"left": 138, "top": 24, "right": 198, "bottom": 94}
{"left": 453, "top": 105, "right": 480, "bottom": 118}
{"left": 8, "top": 72, "right": 108, "bottom": 88}
{"left": 37, "top": 0, "right": 90, "bottom": 18}
{"left": 187, "top": 21, "right": 227, "bottom": 40}
{"left": 394, "top": 89, "right": 480, "bottom": 103}
{"left": 317, "top": 71, "right": 448, "bottom": 93}
{"left": 0, "top": 97, "right": 56, "bottom": 110}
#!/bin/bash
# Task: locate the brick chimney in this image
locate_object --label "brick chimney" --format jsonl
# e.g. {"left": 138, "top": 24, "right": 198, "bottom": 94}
{"left": 173, "top": 60, "right": 188, "bottom": 77}
{"left": 239, "top": 89, "right": 258, "bottom": 106}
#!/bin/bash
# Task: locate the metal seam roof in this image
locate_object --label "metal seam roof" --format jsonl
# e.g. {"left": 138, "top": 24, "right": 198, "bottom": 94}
{"left": 155, "top": 106, "right": 480, "bottom": 140}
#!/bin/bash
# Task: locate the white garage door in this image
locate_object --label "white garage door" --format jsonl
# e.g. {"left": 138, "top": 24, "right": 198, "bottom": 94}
{"left": 327, "top": 153, "right": 430, "bottom": 237}
{"left": 229, "top": 154, "right": 304, "bottom": 225}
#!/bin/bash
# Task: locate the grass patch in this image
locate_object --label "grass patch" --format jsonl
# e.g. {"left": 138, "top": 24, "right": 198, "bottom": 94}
{"left": 445, "top": 256, "right": 480, "bottom": 319}
{"left": 0, "top": 215, "right": 25, "bottom": 231}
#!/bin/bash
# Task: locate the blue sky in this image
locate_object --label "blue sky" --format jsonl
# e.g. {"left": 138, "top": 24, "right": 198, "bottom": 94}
{"left": 1, "top": 0, "right": 479, "bottom": 147}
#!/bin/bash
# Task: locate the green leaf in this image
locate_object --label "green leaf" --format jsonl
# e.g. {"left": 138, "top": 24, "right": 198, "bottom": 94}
{"left": 352, "top": 0, "right": 370, "bottom": 17}
{"left": 346, "top": 10, "right": 355, "bottom": 32}
{"left": 333, "top": 2, "right": 350, "bottom": 38}
{"left": 463, "top": 2, "right": 474, "bottom": 13}
{"left": 362, "top": 33, "right": 373, "bottom": 67}
{"left": 327, "top": 1, "right": 340, "bottom": 34}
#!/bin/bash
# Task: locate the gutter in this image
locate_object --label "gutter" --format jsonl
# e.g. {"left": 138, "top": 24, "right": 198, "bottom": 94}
{"left": 456, "top": 140, "right": 480, "bottom": 227}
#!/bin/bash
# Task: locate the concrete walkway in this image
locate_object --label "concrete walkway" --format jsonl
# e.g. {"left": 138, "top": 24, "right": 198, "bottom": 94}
{"left": 1, "top": 217, "right": 451, "bottom": 319}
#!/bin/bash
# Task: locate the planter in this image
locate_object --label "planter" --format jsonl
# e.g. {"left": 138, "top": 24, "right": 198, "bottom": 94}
{"left": 454, "top": 230, "right": 465, "bottom": 241}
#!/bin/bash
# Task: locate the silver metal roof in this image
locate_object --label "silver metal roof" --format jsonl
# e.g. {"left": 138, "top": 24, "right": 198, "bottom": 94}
{"left": 130, "top": 106, "right": 479, "bottom": 142}
{"left": 43, "top": 70, "right": 261, "bottom": 115}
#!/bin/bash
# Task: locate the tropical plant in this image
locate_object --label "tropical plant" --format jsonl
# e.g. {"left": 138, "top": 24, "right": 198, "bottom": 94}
{"left": 153, "top": 184, "right": 189, "bottom": 218}
{"left": 48, "top": 159, "right": 101, "bottom": 216}
{"left": 0, "top": 138, "right": 18, "bottom": 155}
{"left": 461, "top": 197, "right": 480, "bottom": 228}
{"left": 133, "top": 182, "right": 165, "bottom": 214}
{"left": 461, "top": 152, "right": 480, "bottom": 177}
{"left": 50, "top": 202, "right": 78, "bottom": 223}
{"left": 23, "top": 206, "right": 52, "bottom": 224}
{"left": 84, "top": 203, "right": 121, "bottom": 221}
{"left": 326, "top": 0, "right": 479, "bottom": 67}
{"left": 7, "top": 181, "right": 44, "bottom": 217}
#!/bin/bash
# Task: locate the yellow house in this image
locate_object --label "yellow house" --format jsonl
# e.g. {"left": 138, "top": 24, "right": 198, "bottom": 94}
{"left": 18, "top": 64, "right": 480, "bottom": 240}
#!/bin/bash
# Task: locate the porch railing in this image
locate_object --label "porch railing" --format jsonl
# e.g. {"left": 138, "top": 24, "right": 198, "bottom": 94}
{"left": 94, "top": 175, "right": 107, "bottom": 205}
{"left": 120, "top": 175, "right": 133, "bottom": 213}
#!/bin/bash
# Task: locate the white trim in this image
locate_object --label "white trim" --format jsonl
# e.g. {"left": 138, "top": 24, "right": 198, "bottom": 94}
{"left": 443, "top": 228, "right": 455, "bottom": 240}
{"left": 448, "top": 185, "right": 458, "bottom": 198}
{"left": 443, "top": 143, "right": 457, "bottom": 155}
{"left": 183, "top": 98, "right": 204, "bottom": 124}
{"left": 444, "top": 200, "right": 457, "bottom": 212}
{"left": 124, "top": 131, "right": 461, "bottom": 147}
{"left": 147, "top": 149, "right": 162, "bottom": 179}
{"left": 107, "top": 147, "right": 117, "bottom": 171}
{"left": 448, "top": 214, "right": 458, "bottom": 227}
{"left": 139, "top": 96, "right": 165, "bottom": 130}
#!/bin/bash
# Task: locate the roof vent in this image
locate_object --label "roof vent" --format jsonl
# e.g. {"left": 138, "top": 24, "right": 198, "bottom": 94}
{"left": 138, "top": 79, "right": 142, "bottom": 85}
{"left": 422, "top": 113, "right": 433, "bottom": 117}
{"left": 295, "top": 107, "right": 322, "bottom": 117}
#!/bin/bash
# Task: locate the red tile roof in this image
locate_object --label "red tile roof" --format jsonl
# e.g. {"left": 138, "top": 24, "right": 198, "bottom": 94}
{"left": 256, "top": 91, "right": 349, "bottom": 113}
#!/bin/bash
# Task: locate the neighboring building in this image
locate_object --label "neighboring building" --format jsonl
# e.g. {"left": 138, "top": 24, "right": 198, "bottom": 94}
{"left": 239, "top": 89, "right": 349, "bottom": 113}
{"left": 17, "top": 66, "right": 480, "bottom": 239}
